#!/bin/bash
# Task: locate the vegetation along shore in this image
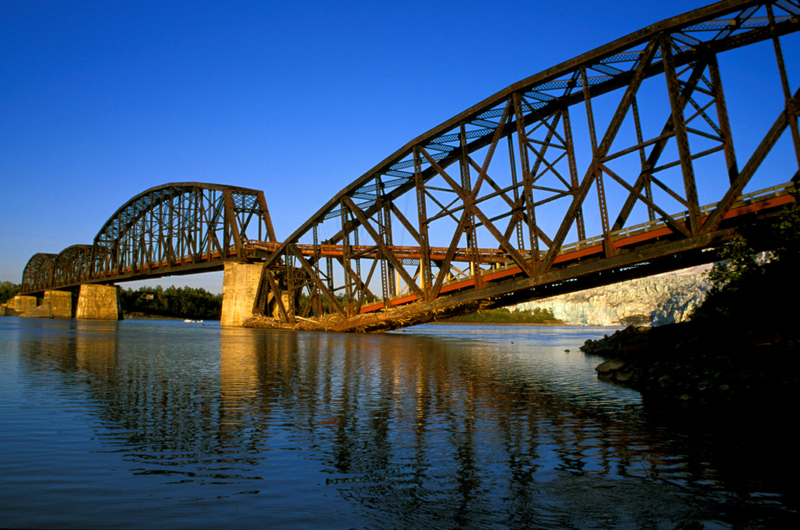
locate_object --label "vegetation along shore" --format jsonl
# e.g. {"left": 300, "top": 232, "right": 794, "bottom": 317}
{"left": 444, "top": 307, "right": 560, "bottom": 325}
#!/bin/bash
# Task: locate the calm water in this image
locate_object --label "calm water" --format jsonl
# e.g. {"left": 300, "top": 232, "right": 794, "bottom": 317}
{"left": 0, "top": 318, "right": 796, "bottom": 529}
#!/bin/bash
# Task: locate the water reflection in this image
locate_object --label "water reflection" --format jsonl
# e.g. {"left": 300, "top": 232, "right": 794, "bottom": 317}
{"left": 7, "top": 319, "right": 797, "bottom": 528}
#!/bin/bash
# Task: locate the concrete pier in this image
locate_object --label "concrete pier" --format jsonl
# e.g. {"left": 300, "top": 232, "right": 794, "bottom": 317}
{"left": 44, "top": 290, "right": 73, "bottom": 319}
{"left": 221, "top": 262, "right": 263, "bottom": 327}
{"left": 76, "top": 284, "right": 123, "bottom": 320}
{"left": 4, "top": 295, "right": 37, "bottom": 316}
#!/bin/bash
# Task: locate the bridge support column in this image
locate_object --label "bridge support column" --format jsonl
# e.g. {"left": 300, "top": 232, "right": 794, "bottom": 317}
{"left": 76, "top": 284, "right": 123, "bottom": 320}
{"left": 221, "top": 261, "right": 263, "bottom": 327}
{"left": 44, "top": 290, "right": 73, "bottom": 319}
{"left": 4, "top": 295, "right": 38, "bottom": 316}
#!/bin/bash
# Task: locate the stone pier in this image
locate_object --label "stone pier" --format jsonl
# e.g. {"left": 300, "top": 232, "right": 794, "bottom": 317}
{"left": 221, "top": 262, "right": 263, "bottom": 327}
{"left": 4, "top": 295, "right": 37, "bottom": 316}
{"left": 76, "top": 284, "right": 123, "bottom": 320}
{"left": 44, "top": 290, "right": 73, "bottom": 319}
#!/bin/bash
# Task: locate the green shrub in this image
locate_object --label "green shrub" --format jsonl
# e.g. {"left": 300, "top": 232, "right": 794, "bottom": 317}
{"left": 447, "top": 307, "right": 557, "bottom": 324}
{"left": 121, "top": 285, "right": 223, "bottom": 320}
{"left": 0, "top": 282, "right": 21, "bottom": 304}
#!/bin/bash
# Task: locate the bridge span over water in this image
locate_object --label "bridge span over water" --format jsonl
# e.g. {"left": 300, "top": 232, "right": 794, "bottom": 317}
{"left": 19, "top": 0, "right": 800, "bottom": 330}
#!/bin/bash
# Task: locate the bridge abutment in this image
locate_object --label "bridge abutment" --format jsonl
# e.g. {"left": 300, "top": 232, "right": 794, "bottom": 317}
{"left": 76, "top": 284, "right": 123, "bottom": 320}
{"left": 221, "top": 262, "right": 263, "bottom": 327}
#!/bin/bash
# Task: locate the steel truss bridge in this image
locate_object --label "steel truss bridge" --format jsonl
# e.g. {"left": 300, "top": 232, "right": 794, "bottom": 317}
{"left": 21, "top": 0, "right": 800, "bottom": 331}
{"left": 21, "top": 183, "right": 276, "bottom": 294}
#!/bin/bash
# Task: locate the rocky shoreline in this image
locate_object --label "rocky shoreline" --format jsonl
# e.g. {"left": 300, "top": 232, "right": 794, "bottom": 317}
{"left": 581, "top": 322, "right": 799, "bottom": 412}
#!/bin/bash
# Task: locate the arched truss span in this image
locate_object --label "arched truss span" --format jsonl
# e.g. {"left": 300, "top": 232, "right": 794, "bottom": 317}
{"left": 254, "top": 0, "right": 800, "bottom": 330}
{"left": 92, "top": 182, "right": 275, "bottom": 279}
{"left": 53, "top": 245, "right": 94, "bottom": 287}
{"left": 20, "top": 183, "right": 275, "bottom": 294}
{"left": 21, "top": 253, "right": 57, "bottom": 294}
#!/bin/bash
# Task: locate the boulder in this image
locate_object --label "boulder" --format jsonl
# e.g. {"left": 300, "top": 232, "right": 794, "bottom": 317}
{"left": 595, "top": 359, "right": 626, "bottom": 373}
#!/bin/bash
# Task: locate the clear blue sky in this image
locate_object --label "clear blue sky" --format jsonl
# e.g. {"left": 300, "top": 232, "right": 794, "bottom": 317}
{"left": 2, "top": 1, "right": 797, "bottom": 293}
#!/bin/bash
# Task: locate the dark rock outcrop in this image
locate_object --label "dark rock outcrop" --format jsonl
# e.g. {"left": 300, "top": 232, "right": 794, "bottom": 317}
{"left": 582, "top": 323, "right": 800, "bottom": 411}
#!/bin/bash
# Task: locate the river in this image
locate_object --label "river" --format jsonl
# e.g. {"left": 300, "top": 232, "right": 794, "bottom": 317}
{"left": 0, "top": 317, "right": 796, "bottom": 529}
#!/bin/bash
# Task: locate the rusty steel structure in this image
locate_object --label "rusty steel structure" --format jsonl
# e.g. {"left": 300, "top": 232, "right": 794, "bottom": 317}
{"left": 250, "top": 0, "right": 800, "bottom": 331}
{"left": 19, "top": 1, "right": 800, "bottom": 333}
{"left": 21, "top": 183, "right": 275, "bottom": 294}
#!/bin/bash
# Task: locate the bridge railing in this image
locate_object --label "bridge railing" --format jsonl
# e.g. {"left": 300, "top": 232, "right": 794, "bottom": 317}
{"left": 563, "top": 183, "right": 797, "bottom": 254}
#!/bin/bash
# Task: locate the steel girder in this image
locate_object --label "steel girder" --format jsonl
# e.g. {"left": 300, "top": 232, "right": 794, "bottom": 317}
{"left": 21, "top": 183, "right": 275, "bottom": 294}
{"left": 253, "top": 0, "right": 800, "bottom": 329}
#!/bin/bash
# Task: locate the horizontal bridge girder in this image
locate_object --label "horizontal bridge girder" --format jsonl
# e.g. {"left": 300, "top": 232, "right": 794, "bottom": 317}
{"left": 245, "top": 241, "right": 512, "bottom": 264}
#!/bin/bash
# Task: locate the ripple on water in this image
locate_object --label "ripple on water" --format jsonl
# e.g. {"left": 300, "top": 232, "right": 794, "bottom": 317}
{"left": 0, "top": 319, "right": 796, "bottom": 528}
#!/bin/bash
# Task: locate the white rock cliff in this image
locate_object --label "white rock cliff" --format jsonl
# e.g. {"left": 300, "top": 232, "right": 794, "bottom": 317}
{"left": 510, "top": 265, "right": 711, "bottom": 326}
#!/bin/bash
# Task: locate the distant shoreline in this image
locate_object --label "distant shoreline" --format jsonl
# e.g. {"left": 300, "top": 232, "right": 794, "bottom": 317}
{"left": 122, "top": 313, "right": 561, "bottom": 326}
{"left": 123, "top": 312, "right": 219, "bottom": 321}
{"left": 432, "top": 320, "right": 564, "bottom": 326}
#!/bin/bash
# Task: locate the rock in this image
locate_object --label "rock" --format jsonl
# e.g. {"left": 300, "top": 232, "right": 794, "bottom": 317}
{"left": 581, "top": 319, "right": 800, "bottom": 412}
{"left": 596, "top": 359, "right": 626, "bottom": 373}
{"left": 581, "top": 325, "right": 652, "bottom": 356}
{"left": 510, "top": 265, "right": 710, "bottom": 326}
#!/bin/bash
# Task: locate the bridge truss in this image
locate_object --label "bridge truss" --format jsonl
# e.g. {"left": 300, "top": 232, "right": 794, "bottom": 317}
{"left": 252, "top": 0, "right": 800, "bottom": 331}
{"left": 21, "top": 183, "right": 275, "bottom": 294}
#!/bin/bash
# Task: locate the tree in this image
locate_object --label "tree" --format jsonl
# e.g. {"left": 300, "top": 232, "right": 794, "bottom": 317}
{"left": 0, "top": 282, "right": 21, "bottom": 304}
{"left": 690, "top": 194, "right": 799, "bottom": 327}
{"left": 772, "top": 192, "right": 800, "bottom": 267}
{"left": 120, "top": 285, "right": 223, "bottom": 320}
{"left": 705, "top": 235, "right": 762, "bottom": 294}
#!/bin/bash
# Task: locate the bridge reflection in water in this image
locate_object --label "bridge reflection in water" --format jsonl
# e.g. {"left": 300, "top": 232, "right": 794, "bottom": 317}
{"left": 18, "top": 0, "right": 800, "bottom": 331}
{"left": 7, "top": 319, "right": 794, "bottom": 527}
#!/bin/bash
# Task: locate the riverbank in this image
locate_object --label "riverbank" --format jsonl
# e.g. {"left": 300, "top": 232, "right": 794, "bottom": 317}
{"left": 123, "top": 312, "right": 218, "bottom": 321}
{"left": 433, "top": 320, "right": 563, "bottom": 326}
{"left": 581, "top": 322, "right": 799, "bottom": 412}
